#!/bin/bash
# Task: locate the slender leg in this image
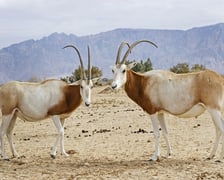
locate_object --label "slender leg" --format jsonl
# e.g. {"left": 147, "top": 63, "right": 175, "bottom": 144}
{"left": 51, "top": 116, "right": 68, "bottom": 158}
{"left": 208, "top": 124, "right": 221, "bottom": 160}
{"left": 0, "top": 114, "right": 14, "bottom": 160}
{"left": 221, "top": 135, "right": 224, "bottom": 160}
{"left": 208, "top": 109, "right": 224, "bottom": 160}
{"left": 59, "top": 118, "right": 67, "bottom": 156}
{"left": 158, "top": 113, "right": 172, "bottom": 158}
{"left": 150, "top": 114, "right": 160, "bottom": 161}
{"left": 6, "top": 113, "right": 19, "bottom": 158}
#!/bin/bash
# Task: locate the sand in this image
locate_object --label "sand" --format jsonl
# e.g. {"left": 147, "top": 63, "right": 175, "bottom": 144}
{"left": 0, "top": 86, "right": 223, "bottom": 179}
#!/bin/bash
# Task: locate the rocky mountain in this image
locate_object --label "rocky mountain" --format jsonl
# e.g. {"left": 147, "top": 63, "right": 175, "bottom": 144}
{"left": 0, "top": 23, "right": 224, "bottom": 83}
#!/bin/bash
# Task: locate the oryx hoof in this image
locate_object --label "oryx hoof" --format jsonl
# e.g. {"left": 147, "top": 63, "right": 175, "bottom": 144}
{"left": 50, "top": 154, "right": 56, "bottom": 159}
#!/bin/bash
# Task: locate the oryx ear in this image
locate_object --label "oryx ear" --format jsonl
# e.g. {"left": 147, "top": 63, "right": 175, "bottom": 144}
{"left": 127, "top": 62, "right": 137, "bottom": 69}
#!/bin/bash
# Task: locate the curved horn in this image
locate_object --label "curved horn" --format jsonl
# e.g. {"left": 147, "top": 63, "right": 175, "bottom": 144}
{"left": 121, "top": 40, "right": 158, "bottom": 64}
{"left": 88, "top": 46, "right": 91, "bottom": 81}
{"left": 63, "top": 45, "right": 87, "bottom": 80}
{"left": 116, "top": 41, "right": 131, "bottom": 65}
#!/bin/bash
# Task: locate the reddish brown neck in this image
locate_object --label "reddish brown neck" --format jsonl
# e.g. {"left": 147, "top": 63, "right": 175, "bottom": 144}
{"left": 48, "top": 85, "right": 82, "bottom": 115}
{"left": 125, "top": 70, "right": 145, "bottom": 102}
{"left": 124, "top": 70, "right": 158, "bottom": 114}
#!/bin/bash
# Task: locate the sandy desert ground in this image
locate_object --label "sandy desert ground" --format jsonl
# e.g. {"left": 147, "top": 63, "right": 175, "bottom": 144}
{"left": 0, "top": 86, "right": 224, "bottom": 179}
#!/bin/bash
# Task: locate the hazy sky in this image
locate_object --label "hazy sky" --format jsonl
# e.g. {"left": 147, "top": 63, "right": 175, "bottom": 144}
{"left": 0, "top": 0, "right": 224, "bottom": 48}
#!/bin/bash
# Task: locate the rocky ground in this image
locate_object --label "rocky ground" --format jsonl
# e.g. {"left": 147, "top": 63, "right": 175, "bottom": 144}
{"left": 0, "top": 86, "right": 223, "bottom": 179}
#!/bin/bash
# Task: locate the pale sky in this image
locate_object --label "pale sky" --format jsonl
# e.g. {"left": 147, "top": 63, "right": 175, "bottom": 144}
{"left": 0, "top": 0, "right": 224, "bottom": 48}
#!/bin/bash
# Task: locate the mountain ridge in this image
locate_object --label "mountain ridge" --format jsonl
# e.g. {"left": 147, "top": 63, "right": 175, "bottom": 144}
{"left": 0, "top": 23, "right": 224, "bottom": 83}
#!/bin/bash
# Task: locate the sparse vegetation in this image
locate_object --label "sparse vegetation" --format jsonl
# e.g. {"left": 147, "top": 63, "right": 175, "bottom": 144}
{"left": 126, "top": 58, "right": 153, "bottom": 73}
{"left": 61, "top": 66, "right": 102, "bottom": 83}
{"left": 170, "top": 63, "right": 206, "bottom": 73}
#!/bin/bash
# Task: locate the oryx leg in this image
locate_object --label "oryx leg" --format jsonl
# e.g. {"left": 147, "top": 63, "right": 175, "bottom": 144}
{"left": 0, "top": 112, "right": 16, "bottom": 160}
{"left": 207, "top": 123, "right": 221, "bottom": 160}
{"left": 158, "top": 112, "right": 172, "bottom": 158}
{"left": 6, "top": 112, "right": 19, "bottom": 158}
{"left": 59, "top": 118, "right": 67, "bottom": 156}
{"left": 150, "top": 114, "right": 160, "bottom": 161}
{"left": 51, "top": 116, "right": 68, "bottom": 159}
{"left": 208, "top": 109, "right": 224, "bottom": 160}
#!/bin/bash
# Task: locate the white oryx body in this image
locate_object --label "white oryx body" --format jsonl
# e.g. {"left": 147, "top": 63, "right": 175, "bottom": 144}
{"left": 0, "top": 45, "right": 93, "bottom": 160}
{"left": 111, "top": 40, "right": 224, "bottom": 161}
{"left": 141, "top": 69, "right": 215, "bottom": 117}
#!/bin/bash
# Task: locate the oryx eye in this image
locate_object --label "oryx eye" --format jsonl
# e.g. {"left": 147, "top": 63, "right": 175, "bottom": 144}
{"left": 112, "top": 69, "right": 114, "bottom": 73}
{"left": 122, "top": 69, "right": 126, "bottom": 73}
{"left": 81, "top": 86, "right": 83, "bottom": 89}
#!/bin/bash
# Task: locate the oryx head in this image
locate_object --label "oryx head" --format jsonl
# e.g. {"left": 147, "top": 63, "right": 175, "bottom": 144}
{"left": 63, "top": 45, "right": 93, "bottom": 106}
{"left": 111, "top": 40, "right": 158, "bottom": 90}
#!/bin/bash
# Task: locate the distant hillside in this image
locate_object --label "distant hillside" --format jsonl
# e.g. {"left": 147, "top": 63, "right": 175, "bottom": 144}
{"left": 0, "top": 23, "right": 224, "bottom": 83}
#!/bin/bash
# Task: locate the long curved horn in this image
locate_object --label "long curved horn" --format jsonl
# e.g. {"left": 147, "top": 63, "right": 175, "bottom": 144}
{"left": 87, "top": 46, "right": 91, "bottom": 81}
{"left": 63, "top": 45, "right": 87, "bottom": 80}
{"left": 121, "top": 40, "right": 158, "bottom": 64}
{"left": 116, "top": 41, "right": 131, "bottom": 65}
